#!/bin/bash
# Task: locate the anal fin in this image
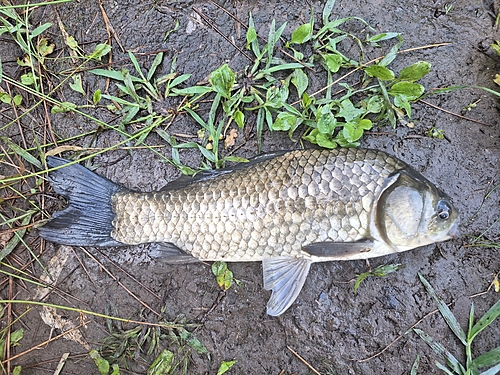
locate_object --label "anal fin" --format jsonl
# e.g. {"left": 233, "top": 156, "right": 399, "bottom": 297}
{"left": 262, "top": 257, "right": 312, "bottom": 316}
{"left": 149, "top": 243, "right": 200, "bottom": 264}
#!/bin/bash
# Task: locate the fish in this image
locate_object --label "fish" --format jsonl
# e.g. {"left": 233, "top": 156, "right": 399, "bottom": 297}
{"left": 39, "top": 148, "right": 460, "bottom": 316}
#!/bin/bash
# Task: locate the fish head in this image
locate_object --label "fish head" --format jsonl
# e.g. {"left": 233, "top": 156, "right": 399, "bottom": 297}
{"left": 376, "top": 168, "right": 459, "bottom": 251}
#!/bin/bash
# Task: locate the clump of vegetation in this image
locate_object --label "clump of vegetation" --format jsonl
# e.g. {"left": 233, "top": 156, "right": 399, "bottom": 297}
{"left": 413, "top": 274, "right": 500, "bottom": 375}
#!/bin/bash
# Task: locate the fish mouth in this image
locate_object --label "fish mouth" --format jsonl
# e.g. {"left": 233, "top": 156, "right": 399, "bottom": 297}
{"left": 447, "top": 221, "right": 460, "bottom": 238}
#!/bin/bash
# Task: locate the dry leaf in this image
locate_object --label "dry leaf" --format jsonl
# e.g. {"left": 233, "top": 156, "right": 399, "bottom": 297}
{"left": 224, "top": 128, "right": 238, "bottom": 149}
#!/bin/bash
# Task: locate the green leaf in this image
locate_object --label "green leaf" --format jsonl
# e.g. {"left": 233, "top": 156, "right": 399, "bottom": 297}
{"left": 272, "top": 112, "right": 297, "bottom": 131}
{"left": 480, "top": 363, "right": 500, "bottom": 375}
{"left": 343, "top": 119, "right": 372, "bottom": 143}
{"left": 66, "top": 35, "right": 79, "bottom": 51}
{"left": 353, "top": 263, "right": 402, "bottom": 293}
{"left": 364, "top": 95, "right": 384, "bottom": 114}
{"left": 473, "top": 346, "right": 500, "bottom": 369}
{"left": 169, "top": 73, "right": 191, "bottom": 87}
{"left": 10, "top": 328, "right": 24, "bottom": 346}
{"left": 12, "top": 366, "right": 22, "bottom": 375}
{"left": 316, "top": 105, "right": 337, "bottom": 134}
{"left": 413, "top": 328, "right": 466, "bottom": 374}
{"left": 393, "top": 95, "right": 412, "bottom": 117}
{"left": 93, "top": 89, "right": 101, "bottom": 105}
{"left": 322, "top": 0, "right": 336, "bottom": 25}
{"left": 389, "top": 82, "right": 425, "bottom": 100}
{"left": 110, "top": 364, "right": 120, "bottom": 375}
{"left": 0, "top": 92, "right": 11, "bottom": 104}
{"left": 217, "top": 360, "right": 237, "bottom": 375}
{"left": 30, "top": 22, "right": 52, "bottom": 38}
{"left": 89, "top": 349, "right": 110, "bottom": 375}
{"left": 418, "top": 274, "right": 468, "bottom": 346}
{"left": 21, "top": 72, "right": 36, "bottom": 86}
{"left": 410, "top": 354, "right": 420, "bottom": 375}
{"left": 379, "top": 34, "right": 403, "bottom": 67}
{"left": 147, "top": 349, "right": 174, "bottom": 375}
{"left": 290, "top": 23, "right": 312, "bottom": 44}
{"left": 13, "top": 94, "right": 22, "bottom": 106}
{"left": 337, "top": 99, "right": 365, "bottom": 122}
{"left": 171, "top": 86, "right": 212, "bottom": 95}
{"left": 364, "top": 65, "right": 395, "bottom": 80}
{"left": 212, "top": 261, "right": 234, "bottom": 290}
{"left": 246, "top": 25, "right": 257, "bottom": 49}
{"left": 303, "top": 129, "right": 337, "bottom": 148}
{"left": 323, "top": 53, "right": 343, "bottom": 73}
{"left": 90, "top": 43, "right": 111, "bottom": 60}
{"left": 69, "top": 74, "right": 85, "bottom": 95}
{"left": 366, "top": 32, "right": 400, "bottom": 43}
{"left": 291, "top": 68, "right": 309, "bottom": 98}
{"left": 233, "top": 110, "right": 245, "bottom": 128}
{"left": 147, "top": 52, "right": 164, "bottom": 81}
{"left": 209, "top": 64, "right": 235, "bottom": 99}
{"left": 469, "top": 299, "right": 500, "bottom": 342}
{"left": 399, "top": 61, "right": 431, "bottom": 82}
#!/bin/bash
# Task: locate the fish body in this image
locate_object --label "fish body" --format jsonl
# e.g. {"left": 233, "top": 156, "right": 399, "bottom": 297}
{"left": 40, "top": 148, "right": 459, "bottom": 315}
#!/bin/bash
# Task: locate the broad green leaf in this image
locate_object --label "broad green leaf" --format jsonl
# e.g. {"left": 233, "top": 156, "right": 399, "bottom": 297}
{"left": 418, "top": 274, "right": 467, "bottom": 346}
{"left": 323, "top": 53, "right": 343, "bottom": 73}
{"left": 69, "top": 74, "right": 85, "bottom": 95}
{"left": 246, "top": 25, "right": 257, "bottom": 49}
{"left": 469, "top": 299, "right": 500, "bottom": 342}
{"left": 290, "top": 23, "right": 312, "bottom": 44}
{"left": 492, "top": 41, "right": 500, "bottom": 56}
{"left": 209, "top": 64, "right": 235, "bottom": 99}
{"left": 316, "top": 105, "right": 337, "bottom": 134}
{"left": 212, "top": 261, "right": 234, "bottom": 290}
{"left": 89, "top": 349, "right": 110, "bottom": 375}
{"left": 13, "top": 94, "right": 22, "bottom": 106}
{"left": 12, "top": 367, "right": 21, "bottom": 375}
{"left": 175, "top": 326, "right": 210, "bottom": 358}
{"left": 337, "top": 99, "right": 364, "bottom": 122}
{"left": 272, "top": 112, "right": 297, "bottom": 131}
{"left": 413, "top": 328, "right": 466, "bottom": 374}
{"left": 148, "top": 349, "right": 174, "bottom": 375}
{"left": 394, "top": 95, "right": 412, "bottom": 117}
{"left": 233, "top": 110, "right": 244, "bottom": 128}
{"left": 110, "top": 364, "right": 120, "bottom": 375}
{"left": 93, "top": 89, "right": 101, "bottom": 105}
{"left": 21, "top": 72, "right": 36, "bottom": 86}
{"left": 90, "top": 43, "right": 111, "bottom": 60}
{"left": 10, "top": 328, "right": 24, "bottom": 346}
{"left": 399, "top": 61, "right": 431, "bottom": 82}
{"left": 217, "top": 360, "right": 237, "bottom": 375}
{"left": 291, "top": 68, "right": 308, "bottom": 98}
{"left": 66, "top": 35, "right": 79, "bottom": 51}
{"left": 0, "top": 92, "right": 11, "bottom": 104}
{"left": 364, "top": 65, "right": 395, "bottom": 80}
{"left": 389, "top": 82, "right": 425, "bottom": 100}
{"left": 364, "top": 95, "right": 384, "bottom": 114}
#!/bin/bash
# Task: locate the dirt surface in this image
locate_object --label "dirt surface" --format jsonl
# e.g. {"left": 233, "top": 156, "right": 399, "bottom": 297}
{"left": 1, "top": 0, "right": 500, "bottom": 374}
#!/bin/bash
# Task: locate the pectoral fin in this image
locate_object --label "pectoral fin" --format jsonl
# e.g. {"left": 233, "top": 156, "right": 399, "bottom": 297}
{"left": 262, "top": 257, "right": 312, "bottom": 316}
{"left": 302, "top": 240, "right": 374, "bottom": 258}
{"left": 149, "top": 243, "right": 200, "bottom": 264}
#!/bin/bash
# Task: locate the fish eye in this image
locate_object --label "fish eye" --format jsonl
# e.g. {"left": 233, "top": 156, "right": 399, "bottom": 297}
{"left": 436, "top": 200, "right": 452, "bottom": 220}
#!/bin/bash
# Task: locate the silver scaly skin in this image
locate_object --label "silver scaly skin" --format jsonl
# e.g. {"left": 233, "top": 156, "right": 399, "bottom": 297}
{"left": 39, "top": 148, "right": 459, "bottom": 316}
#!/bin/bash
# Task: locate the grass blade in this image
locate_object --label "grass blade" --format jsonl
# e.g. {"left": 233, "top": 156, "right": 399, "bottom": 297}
{"left": 418, "top": 273, "right": 467, "bottom": 346}
{"left": 473, "top": 346, "right": 500, "bottom": 369}
{"left": 480, "top": 363, "right": 500, "bottom": 375}
{"left": 1, "top": 136, "right": 42, "bottom": 169}
{"left": 413, "top": 328, "right": 466, "bottom": 375}
{"left": 469, "top": 299, "right": 500, "bottom": 342}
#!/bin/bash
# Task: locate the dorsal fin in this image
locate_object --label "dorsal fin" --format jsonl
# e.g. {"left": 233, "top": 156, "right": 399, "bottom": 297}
{"left": 160, "top": 150, "right": 290, "bottom": 192}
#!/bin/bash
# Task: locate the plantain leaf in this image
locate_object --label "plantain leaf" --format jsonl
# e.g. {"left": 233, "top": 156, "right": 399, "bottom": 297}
{"left": 290, "top": 23, "right": 312, "bottom": 44}
{"left": 399, "top": 61, "right": 431, "bottom": 82}
{"left": 364, "top": 65, "right": 395, "bottom": 80}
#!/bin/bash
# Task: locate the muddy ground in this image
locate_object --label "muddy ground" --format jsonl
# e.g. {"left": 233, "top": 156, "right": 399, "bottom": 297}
{"left": 1, "top": 0, "right": 500, "bottom": 374}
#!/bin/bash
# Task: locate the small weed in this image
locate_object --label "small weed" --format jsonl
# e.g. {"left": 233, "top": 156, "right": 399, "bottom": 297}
{"left": 425, "top": 127, "right": 445, "bottom": 139}
{"left": 413, "top": 274, "right": 500, "bottom": 375}
{"left": 353, "top": 263, "right": 405, "bottom": 293}
{"left": 217, "top": 360, "right": 237, "bottom": 375}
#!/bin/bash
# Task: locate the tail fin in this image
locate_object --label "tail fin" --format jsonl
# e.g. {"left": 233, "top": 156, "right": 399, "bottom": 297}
{"left": 39, "top": 157, "right": 126, "bottom": 247}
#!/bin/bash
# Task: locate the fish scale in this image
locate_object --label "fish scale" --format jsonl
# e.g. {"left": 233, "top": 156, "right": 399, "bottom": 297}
{"left": 110, "top": 148, "right": 405, "bottom": 261}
